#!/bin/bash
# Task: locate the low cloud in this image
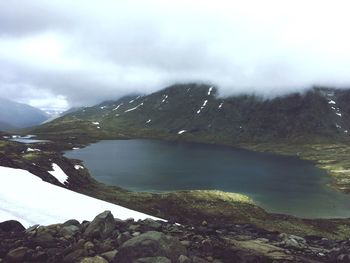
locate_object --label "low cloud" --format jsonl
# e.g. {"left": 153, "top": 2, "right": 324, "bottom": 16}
{"left": 1, "top": 0, "right": 350, "bottom": 109}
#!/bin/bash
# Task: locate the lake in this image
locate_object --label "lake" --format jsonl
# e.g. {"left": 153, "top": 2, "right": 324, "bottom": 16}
{"left": 65, "top": 139, "right": 350, "bottom": 218}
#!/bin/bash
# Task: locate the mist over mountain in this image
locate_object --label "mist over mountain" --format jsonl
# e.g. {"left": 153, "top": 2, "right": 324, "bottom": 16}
{"left": 0, "top": 98, "right": 49, "bottom": 130}
{"left": 2, "top": 0, "right": 350, "bottom": 109}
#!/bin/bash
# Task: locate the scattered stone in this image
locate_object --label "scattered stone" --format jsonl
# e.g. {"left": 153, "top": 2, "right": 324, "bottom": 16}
{"left": 192, "top": 256, "right": 210, "bottom": 263}
{"left": 5, "top": 247, "right": 28, "bottom": 262}
{"left": 80, "top": 255, "right": 109, "bottom": 263}
{"left": 101, "top": 249, "right": 118, "bottom": 261}
{"left": 178, "top": 254, "right": 191, "bottom": 263}
{"left": 143, "top": 219, "right": 162, "bottom": 230}
{"left": 115, "top": 231, "right": 186, "bottom": 263}
{"left": 60, "top": 225, "right": 80, "bottom": 238}
{"left": 84, "top": 211, "right": 116, "bottom": 239}
{"left": 133, "top": 257, "right": 171, "bottom": 263}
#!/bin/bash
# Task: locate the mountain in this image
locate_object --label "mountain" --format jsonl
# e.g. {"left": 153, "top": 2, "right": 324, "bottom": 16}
{"left": 32, "top": 83, "right": 350, "bottom": 144}
{"left": 0, "top": 98, "right": 49, "bottom": 130}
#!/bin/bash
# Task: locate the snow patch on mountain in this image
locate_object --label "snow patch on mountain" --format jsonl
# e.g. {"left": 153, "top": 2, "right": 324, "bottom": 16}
{"left": 48, "top": 163, "right": 68, "bottom": 184}
{"left": 125, "top": 103, "right": 144, "bottom": 113}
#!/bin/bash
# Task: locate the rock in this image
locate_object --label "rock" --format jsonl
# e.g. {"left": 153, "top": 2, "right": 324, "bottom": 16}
{"left": 63, "top": 248, "right": 88, "bottom": 262}
{"left": 115, "top": 231, "right": 187, "bottom": 263}
{"left": 84, "top": 211, "right": 116, "bottom": 239}
{"left": 129, "top": 224, "right": 141, "bottom": 231}
{"left": 117, "top": 232, "right": 132, "bottom": 245}
{"left": 101, "top": 250, "right": 118, "bottom": 261}
{"left": 29, "top": 251, "right": 48, "bottom": 261}
{"left": 0, "top": 220, "right": 25, "bottom": 232}
{"left": 143, "top": 219, "right": 162, "bottom": 230}
{"left": 133, "top": 257, "right": 171, "bottom": 263}
{"left": 32, "top": 232, "right": 57, "bottom": 248}
{"left": 192, "top": 256, "right": 210, "bottom": 263}
{"left": 62, "top": 219, "right": 81, "bottom": 227}
{"left": 60, "top": 225, "right": 80, "bottom": 238}
{"left": 84, "top": 241, "right": 95, "bottom": 251}
{"left": 80, "top": 255, "right": 109, "bottom": 263}
{"left": 25, "top": 224, "right": 39, "bottom": 233}
{"left": 337, "top": 254, "right": 350, "bottom": 262}
{"left": 178, "top": 254, "right": 191, "bottom": 263}
{"left": 5, "top": 247, "right": 28, "bottom": 262}
{"left": 180, "top": 240, "right": 191, "bottom": 247}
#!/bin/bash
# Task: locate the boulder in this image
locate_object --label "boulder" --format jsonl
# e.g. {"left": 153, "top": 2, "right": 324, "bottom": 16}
{"left": 84, "top": 211, "right": 116, "bottom": 239}
{"left": 101, "top": 250, "right": 118, "bottom": 261}
{"left": 80, "top": 255, "right": 109, "bottom": 263}
{"left": 133, "top": 257, "right": 171, "bottom": 263}
{"left": 60, "top": 225, "right": 80, "bottom": 238}
{"left": 115, "top": 231, "right": 186, "bottom": 263}
{"left": 5, "top": 247, "right": 28, "bottom": 262}
{"left": 0, "top": 220, "right": 25, "bottom": 232}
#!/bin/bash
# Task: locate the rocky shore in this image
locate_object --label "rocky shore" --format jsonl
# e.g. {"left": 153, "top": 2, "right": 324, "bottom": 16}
{"left": 1, "top": 211, "right": 350, "bottom": 263}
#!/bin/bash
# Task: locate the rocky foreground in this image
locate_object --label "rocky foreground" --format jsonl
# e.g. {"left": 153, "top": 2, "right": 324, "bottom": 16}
{"left": 0, "top": 211, "right": 350, "bottom": 263}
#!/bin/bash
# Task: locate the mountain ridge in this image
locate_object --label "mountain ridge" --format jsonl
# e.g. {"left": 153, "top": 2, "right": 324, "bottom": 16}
{"left": 0, "top": 97, "right": 49, "bottom": 131}
{"left": 32, "top": 83, "right": 350, "bottom": 144}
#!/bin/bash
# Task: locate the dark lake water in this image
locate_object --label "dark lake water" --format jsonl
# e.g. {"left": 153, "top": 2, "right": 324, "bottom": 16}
{"left": 65, "top": 139, "right": 350, "bottom": 218}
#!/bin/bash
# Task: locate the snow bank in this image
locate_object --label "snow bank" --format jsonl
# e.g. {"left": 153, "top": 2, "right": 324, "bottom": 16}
{"left": 48, "top": 163, "right": 68, "bottom": 184}
{"left": 0, "top": 166, "right": 160, "bottom": 227}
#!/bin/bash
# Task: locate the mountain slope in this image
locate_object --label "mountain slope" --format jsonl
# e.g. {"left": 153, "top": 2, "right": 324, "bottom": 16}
{"left": 0, "top": 98, "right": 49, "bottom": 130}
{"left": 33, "top": 84, "right": 350, "bottom": 143}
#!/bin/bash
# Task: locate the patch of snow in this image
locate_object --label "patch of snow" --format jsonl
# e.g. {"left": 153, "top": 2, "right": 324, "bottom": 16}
{"left": 113, "top": 103, "right": 123, "bottom": 111}
{"left": 125, "top": 103, "right": 143, "bottom": 113}
{"left": 336, "top": 113, "right": 342, "bottom": 117}
{"left": 92, "top": 122, "right": 100, "bottom": 125}
{"left": 196, "top": 100, "right": 208, "bottom": 114}
{"left": 74, "top": 165, "right": 84, "bottom": 170}
{"left": 146, "top": 119, "right": 151, "bottom": 124}
{"left": 328, "top": 100, "right": 336, "bottom": 104}
{"left": 0, "top": 166, "right": 161, "bottom": 227}
{"left": 331, "top": 106, "right": 336, "bottom": 110}
{"left": 345, "top": 130, "right": 348, "bottom": 133}
{"left": 161, "top": 95, "right": 168, "bottom": 103}
{"left": 48, "top": 163, "right": 68, "bottom": 185}
{"left": 72, "top": 147, "right": 80, "bottom": 150}
{"left": 129, "top": 99, "right": 135, "bottom": 103}
{"left": 27, "top": 148, "right": 40, "bottom": 152}
{"left": 207, "top": 86, "right": 213, "bottom": 95}
{"left": 100, "top": 106, "right": 107, "bottom": 110}
{"left": 97, "top": 126, "right": 101, "bottom": 129}
{"left": 178, "top": 130, "right": 187, "bottom": 134}
{"left": 218, "top": 102, "right": 223, "bottom": 109}
{"left": 115, "top": 114, "right": 120, "bottom": 117}
{"left": 336, "top": 124, "right": 342, "bottom": 129}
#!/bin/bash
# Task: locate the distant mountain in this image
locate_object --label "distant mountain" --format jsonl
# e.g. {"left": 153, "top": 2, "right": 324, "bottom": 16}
{"left": 0, "top": 98, "right": 49, "bottom": 131}
{"left": 32, "top": 84, "right": 350, "bottom": 143}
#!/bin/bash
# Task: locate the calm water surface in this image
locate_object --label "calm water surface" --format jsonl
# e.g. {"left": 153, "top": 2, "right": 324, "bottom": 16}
{"left": 65, "top": 139, "right": 350, "bottom": 218}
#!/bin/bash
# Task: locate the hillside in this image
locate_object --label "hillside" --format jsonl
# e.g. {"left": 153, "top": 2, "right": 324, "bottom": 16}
{"left": 0, "top": 98, "right": 49, "bottom": 130}
{"left": 32, "top": 84, "right": 350, "bottom": 143}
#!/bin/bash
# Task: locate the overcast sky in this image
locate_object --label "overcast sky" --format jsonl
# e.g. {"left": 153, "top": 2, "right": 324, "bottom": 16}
{"left": 1, "top": 0, "right": 350, "bottom": 110}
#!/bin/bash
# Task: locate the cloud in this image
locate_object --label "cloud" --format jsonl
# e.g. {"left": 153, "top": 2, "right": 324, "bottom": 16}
{"left": 1, "top": 0, "right": 350, "bottom": 109}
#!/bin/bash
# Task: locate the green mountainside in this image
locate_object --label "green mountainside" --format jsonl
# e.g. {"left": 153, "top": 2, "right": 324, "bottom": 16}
{"left": 33, "top": 84, "right": 350, "bottom": 144}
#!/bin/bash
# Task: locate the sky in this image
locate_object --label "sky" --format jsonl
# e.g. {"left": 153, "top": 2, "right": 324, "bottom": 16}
{"left": 1, "top": 0, "right": 350, "bottom": 110}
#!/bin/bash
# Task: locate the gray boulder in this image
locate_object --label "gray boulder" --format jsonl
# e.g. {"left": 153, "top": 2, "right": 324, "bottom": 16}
{"left": 115, "top": 231, "right": 186, "bottom": 263}
{"left": 133, "top": 257, "right": 171, "bottom": 263}
{"left": 80, "top": 256, "right": 109, "bottom": 263}
{"left": 84, "top": 211, "right": 116, "bottom": 239}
